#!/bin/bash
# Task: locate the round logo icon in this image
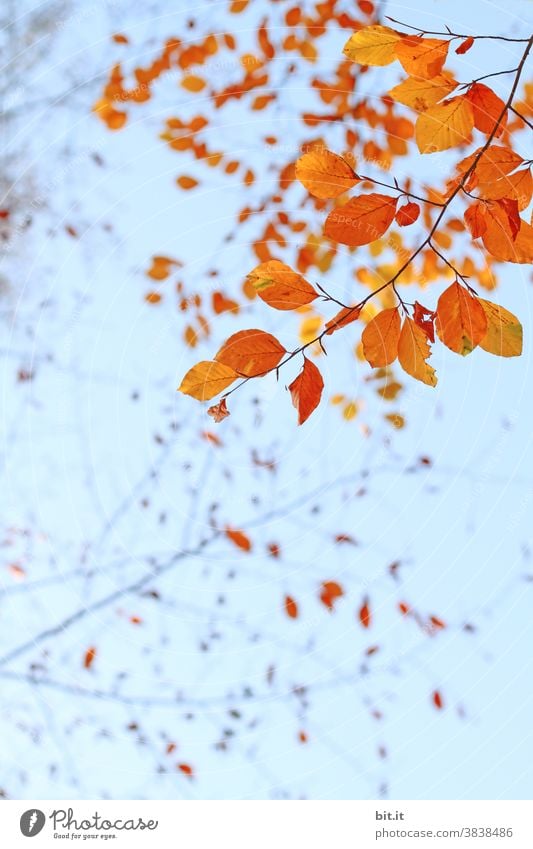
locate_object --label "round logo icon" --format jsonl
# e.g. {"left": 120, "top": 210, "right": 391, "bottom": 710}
{"left": 20, "top": 810, "right": 46, "bottom": 837}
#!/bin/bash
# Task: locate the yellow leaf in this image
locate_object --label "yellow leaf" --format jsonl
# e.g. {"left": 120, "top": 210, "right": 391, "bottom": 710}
{"left": 343, "top": 25, "right": 400, "bottom": 66}
{"left": 397, "top": 317, "right": 437, "bottom": 386}
{"left": 388, "top": 74, "right": 456, "bottom": 112}
{"left": 299, "top": 315, "right": 322, "bottom": 344}
{"left": 415, "top": 96, "right": 474, "bottom": 153}
{"left": 478, "top": 299, "right": 523, "bottom": 357}
{"left": 178, "top": 360, "right": 237, "bottom": 401}
{"left": 295, "top": 148, "right": 358, "bottom": 199}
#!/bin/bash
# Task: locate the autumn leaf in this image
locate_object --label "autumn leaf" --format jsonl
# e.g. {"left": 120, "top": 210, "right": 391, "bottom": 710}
{"left": 215, "top": 329, "right": 286, "bottom": 377}
{"left": 324, "top": 305, "right": 361, "bottom": 335}
{"left": 395, "top": 201, "right": 420, "bottom": 227}
{"left": 324, "top": 193, "right": 397, "bottom": 246}
{"left": 178, "top": 361, "right": 237, "bottom": 401}
{"left": 435, "top": 282, "right": 488, "bottom": 356}
{"left": 178, "top": 763, "right": 194, "bottom": 778}
{"left": 284, "top": 595, "right": 299, "bottom": 619}
{"left": 456, "top": 36, "right": 474, "bottom": 54}
{"left": 413, "top": 301, "right": 436, "bottom": 342}
{"left": 296, "top": 148, "right": 359, "bottom": 199}
{"left": 343, "top": 25, "right": 400, "bottom": 66}
{"left": 177, "top": 175, "right": 199, "bottom": 190}
{"left": 288, "top": 357, "right": 324, "bottom": 425}
{"left": 432, "top": 690, "right": 444, "bottom": 710}
{"left": 415, "top": 96, "right": 474, "bottom": 153}
{"left": 478, "top": 299, "right": 522, "bottom": 357}
{"left": 319, "top": 580, "right": 344, "bottom": 611}
{"left": 395, "top": 36, "right": 449, "bottom": 79}
{"left": 464, "top": 202, "right": 487, "bottom": 238}
{"left": 466, "top": 83, "right": 506, "bottom": 136}
{"left": 247, "top": 260, "right": 318, "bottom": 309}
{"left": 388, "top": 73, "right": 457, "bottom": 112}
{"left": 226, "top": 527, "right": 252, "bottom": 552}
{"left": 359, "top": 600, "right": 371, "bottom": 628}
{"left": 207, "top": 398, "right": 230, "bottom": 423}
{"left": 397, "top": 317, "right": 437, "bottom": 386}
{"left": 481, "top": 203, "right": 533, "bottom": 264}
{"left": 362, "top": 308, "right": 401, "bottom": 367}
{"left": 84, "top": 647, "right": 97, "bottom": 669}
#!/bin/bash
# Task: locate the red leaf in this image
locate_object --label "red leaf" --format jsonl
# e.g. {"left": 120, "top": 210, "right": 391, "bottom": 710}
{"left": 413, "top": 301, "right": 436, "bottom": 343}
{"left": 288, "top": 358, "right": 324, "bottom": 425}
{"left": 432, "top": 690, "right": 444, "bottom": 709}
{"left": 178, "top": 763, "right": 194, "bottom": 777}
{"left": 455, "top": 36, "right": 474, "bottom": 54}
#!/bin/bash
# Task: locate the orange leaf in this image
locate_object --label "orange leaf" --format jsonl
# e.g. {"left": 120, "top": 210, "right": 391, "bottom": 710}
{"left": 324, "top": 193, "right": 397, "bottom": 246}
{"left": 361, "top": 308, "right": 401, "bottom": 367}
{"left": 397, "top": 317, "right": 437, "bottom": 386}
{"left": 435, "top": 282, "right": 488, "bottom": 356}
{"left": 178, "top": 763, "right": 194, "bottom": 777}
{"left": 455, "top": 36, "right": 474, "bottom": 54}
{"left": 324, "top": 305, "right": 361, "bottom": 335}
{"left": 481, "top": 203, "right": 533, "bottom": 263}
{"left": 178, "top": 361, "right": 237, "bottom": 401}
{"left": 466, "top": 83, "right": 506, "bottom": 136}
{"left": 288, "top": 358, "right": 324, "bottom": 425}
{"left": 319, "top": 580, "right": 344, "bottom": 611}
{"left": 295, "top": 148, "right": 359, "bottom": 199}
{"left": 212, "top": 291, "right": 239, "bottom": 315}
{"left": 359, "top": 600, "right": 371, "bottom": 628}
{"left": 464, "top": 202, "right": 487, "bottom": 238}
{"left": 146, "top": 255, "right": 179, "bottom": 280}
{"left": 395, "top": 36, "right": 449, "bottom": 79}
{"left": 112, "top": 33, "right": 129, "bottom": 44}
{"left": 226, "top": 527, "right": 252, "bottom": 552}
{"left": 177, "top": 175, "right": 199, "bottom": 190}
{"left": 395, "top": 201, "right": 420, "bottom": 226}
{"left": 247, "top": 260, "right": 318, "bottom": 310}
{"left": 215, "top": 329, "right": 286, "bottom": 377}
{"left": 84, "top": 647, "right": 97, "bottom": 669}
{"left": 284, "top": 595, "right": 299, "bottom": 619}
{"left": 181, "top": 75, "right": 206, "bottom": 93}
{"left": 207, "top": 398, "right": 230, "bottom": 423}
{"left": 415, "top": 96, "right": 474, "bottom": 153}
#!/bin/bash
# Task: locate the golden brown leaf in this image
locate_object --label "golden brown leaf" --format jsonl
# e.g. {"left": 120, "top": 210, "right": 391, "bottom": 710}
{"left": 295, "top": 148, "right": 359, "bottom": 199}
{"left": 178, "top": 361, "right": 237, "bottom": 401}
{"left": 388, "top": 74, "right": 457, "bottom": 112}
{"left": 397, "top": 317, "right": 437, "bottom": 386}
{"left": 415, "top": 96, "right": 474, "bottom": 153}
{"left": 478, "top": 299, "right": 523, "bottom": 357}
